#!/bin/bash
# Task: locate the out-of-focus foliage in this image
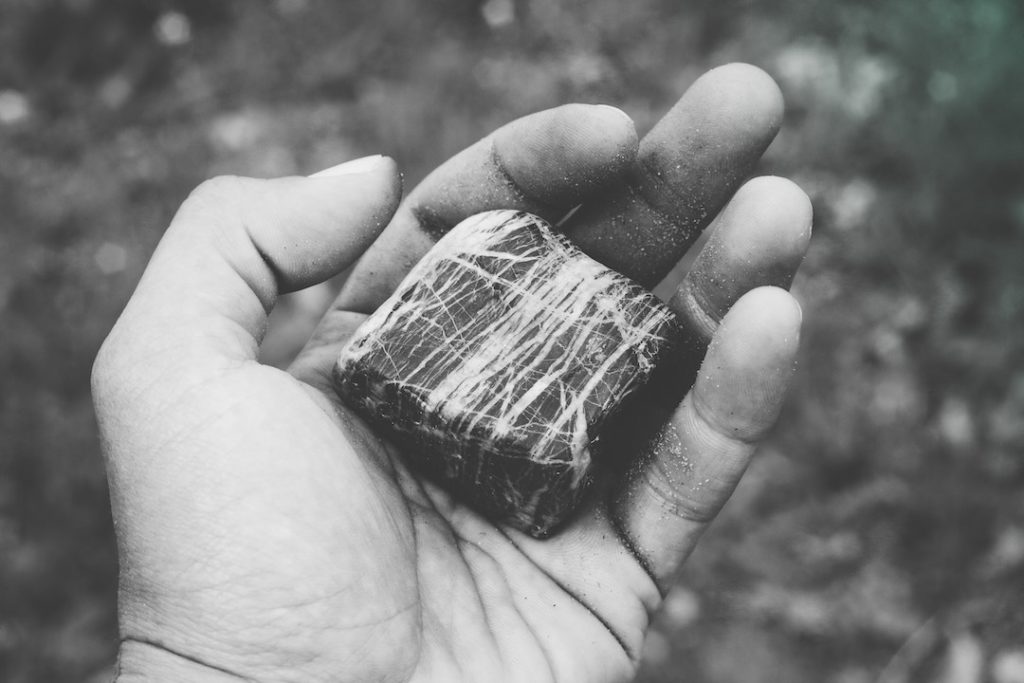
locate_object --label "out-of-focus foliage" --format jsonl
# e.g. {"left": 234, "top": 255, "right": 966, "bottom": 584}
{"left": 1, "top": 1, "right": 1021, "bottom": 681}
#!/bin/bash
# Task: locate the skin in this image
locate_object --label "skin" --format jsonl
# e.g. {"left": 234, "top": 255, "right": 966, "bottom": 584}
{"left": 92, "top": 63, "right": 811, "bottom": 682}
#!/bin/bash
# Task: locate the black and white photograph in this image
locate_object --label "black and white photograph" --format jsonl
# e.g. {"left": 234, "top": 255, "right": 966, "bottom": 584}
{"left": 1, "top": 1, "right": 1022, "bottom": 681}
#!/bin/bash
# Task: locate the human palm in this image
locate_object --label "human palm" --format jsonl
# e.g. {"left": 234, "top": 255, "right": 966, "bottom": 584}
{"left": 94, "top": 64, "right": 810, "bottom": 682}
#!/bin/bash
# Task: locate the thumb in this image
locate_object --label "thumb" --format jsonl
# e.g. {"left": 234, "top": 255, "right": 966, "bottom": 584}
{"left": 97, "top": 156, "right": 401, "bottom": 380}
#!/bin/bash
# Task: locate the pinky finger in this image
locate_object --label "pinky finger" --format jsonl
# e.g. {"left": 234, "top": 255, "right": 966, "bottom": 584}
{"left": 611, "top": 286, "right": 802, "bottom": 590}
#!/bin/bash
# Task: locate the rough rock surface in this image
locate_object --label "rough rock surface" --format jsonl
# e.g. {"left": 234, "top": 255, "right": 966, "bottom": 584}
{"left": 334, "top": 210, "right": 684, "bottom": 537}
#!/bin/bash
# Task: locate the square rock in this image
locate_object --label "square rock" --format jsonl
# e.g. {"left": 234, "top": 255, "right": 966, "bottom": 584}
{"left": 334, "top": 210, "right": 684, "bottom": 537}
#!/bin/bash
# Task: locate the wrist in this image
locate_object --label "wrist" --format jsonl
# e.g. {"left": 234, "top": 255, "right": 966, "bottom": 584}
{"left": 115, "top": 638, "right": 247, "bottom": 682}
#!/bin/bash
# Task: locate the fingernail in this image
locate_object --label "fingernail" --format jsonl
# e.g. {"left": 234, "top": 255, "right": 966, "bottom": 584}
{"left": 310, "top": 154, "right": 387, "bottom": 178}
{"left": 595, "top": 104, "right": 633, "bottom": 125}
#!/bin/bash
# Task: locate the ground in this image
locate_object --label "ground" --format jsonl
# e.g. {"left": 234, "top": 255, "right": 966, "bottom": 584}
{"left": 1, "top": 1, "right": 1023, "bottom": 681}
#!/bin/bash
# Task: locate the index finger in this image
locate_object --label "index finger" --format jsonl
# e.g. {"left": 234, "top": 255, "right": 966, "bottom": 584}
{"left": 335, "top": 104, "right": 639, "bottom": 313}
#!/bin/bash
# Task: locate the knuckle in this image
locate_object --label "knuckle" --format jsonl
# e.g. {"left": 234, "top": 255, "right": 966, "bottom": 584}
{"left": 177, "top": 175, "right": 254, "bottom": 226}
{"left": 90, "top": 329, "right": 123, "bottom": 404}
{"left": 639, "top": 459, "right": 719, "bottom": 525}
{"left": 186, "top": 174, "right": 247, "bottom": 207}
{"left": 90, "top": 319, "right": 149, "bottom": 410}
{"left": 173, "top": 175, "right": 260, "bottom": 244}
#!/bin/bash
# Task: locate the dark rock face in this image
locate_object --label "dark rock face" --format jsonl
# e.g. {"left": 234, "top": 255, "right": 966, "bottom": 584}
{"left": 334, "top": 210, "right": 684, "bottom": 537}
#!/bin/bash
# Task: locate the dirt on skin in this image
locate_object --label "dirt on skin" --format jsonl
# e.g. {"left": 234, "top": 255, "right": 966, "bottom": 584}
{"left": 2, "top": 1, "right": 1023, "bottom": 682}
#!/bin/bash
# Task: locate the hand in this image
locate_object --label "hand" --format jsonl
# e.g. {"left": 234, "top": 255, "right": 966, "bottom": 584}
{"left": 93, "top": 63, "right": 810, "bottom": 682}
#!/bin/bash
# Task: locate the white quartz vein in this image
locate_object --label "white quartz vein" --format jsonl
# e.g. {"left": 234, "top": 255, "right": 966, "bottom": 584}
{"left": 338, "top": 211, "right": 676, "bottom": 486}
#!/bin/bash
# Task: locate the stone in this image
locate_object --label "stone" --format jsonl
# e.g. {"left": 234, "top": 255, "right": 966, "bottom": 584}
{"left": 334, "top": 210, "right": 685, "bottom": 537}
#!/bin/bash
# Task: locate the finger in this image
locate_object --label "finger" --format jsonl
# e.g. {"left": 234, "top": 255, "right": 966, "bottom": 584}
{"left": 94, "top": 157, "right": 402, "bottom": 385}
{"left": 332, "top": 103, "right": 638, "bottom": 314}
{"left": 671, "top": 176, "right": 812, "bottom": 338}
{"left": 662, "top": 175, "right": 811, "bottom": 386}
{"left": 611, "top": 286, "right": 802, "bottom": 590}
{"left": 566, "top": 63, "right": 785, "bottom": 287}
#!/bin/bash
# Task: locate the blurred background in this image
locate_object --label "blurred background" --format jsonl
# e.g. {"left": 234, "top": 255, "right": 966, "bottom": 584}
{"left": 1, "top": 0, "right": 1022, "bottom": 681}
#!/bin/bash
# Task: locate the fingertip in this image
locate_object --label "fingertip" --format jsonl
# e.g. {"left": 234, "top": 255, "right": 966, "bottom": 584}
{"left": 713, "top": 175, "right": 812, "bottom": 282}
{"left": 736, "top": 175, "right": 812, "bottom": 237}
{"left": 699, "top": 63, "right": 785, "bottom": 126}
{"left": 719, "top": 286, "right": 802, "bottom": 351}
{"left": 494, "top": 103, "right": 639, "bottom": 204}
{"left": 583, "top": 104, "right": 640, "bottom": 159}
{"left": 375, "top": 156, "right": 405, "bottom": 218}
{"left": 530, "top": 102, "right": 639, "bottom": 155}
{"left": 641, "top": 63, "right": 784, "bottom": 160}
{"left": 377, "top": 155, "right": 405, "bottom": 199}
{"left": 734, "top": 284, "right": 802, "bottom": 318}
{"left": 307, "top": 154, "right": 404, "bottom": 211}
{"left": 594, "top": 103, "right": 637, "bottom": 128}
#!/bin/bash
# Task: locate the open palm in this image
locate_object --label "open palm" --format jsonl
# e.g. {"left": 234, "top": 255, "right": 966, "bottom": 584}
{"left": 93, "top": 65, "right": 810, "bottom": 683}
